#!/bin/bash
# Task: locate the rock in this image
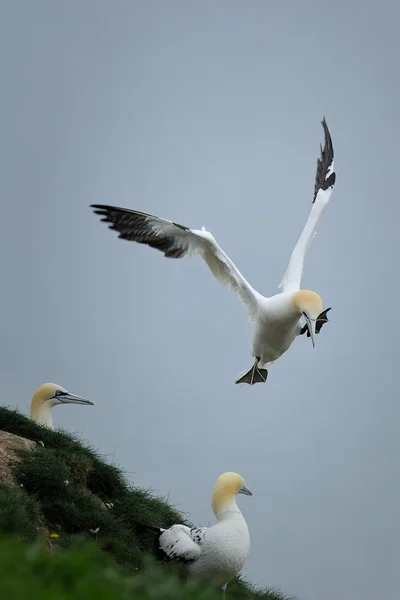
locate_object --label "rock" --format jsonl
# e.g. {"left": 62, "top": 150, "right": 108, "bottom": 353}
{"left": 0, "top": 430, "right": 36, "bottom": 486}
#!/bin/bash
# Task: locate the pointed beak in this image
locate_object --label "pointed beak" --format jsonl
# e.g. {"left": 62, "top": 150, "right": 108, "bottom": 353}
{"left": 60, "top": 393, "right": 94, "bottom": 406}
{"left": 303, "top": 314, "right": 316, "bottom": 348}
{"left": 238, "top": 485, "right": 252, "bottom": 496}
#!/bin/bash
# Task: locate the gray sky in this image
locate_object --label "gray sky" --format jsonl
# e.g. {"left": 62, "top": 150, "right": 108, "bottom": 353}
{"left": 0, "top": 2, "right": 399, "bottom": 599}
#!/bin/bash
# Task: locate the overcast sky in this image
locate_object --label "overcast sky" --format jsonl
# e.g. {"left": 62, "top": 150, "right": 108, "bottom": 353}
{"left": 0, "top": 2, "right": 399, "bottom": 599}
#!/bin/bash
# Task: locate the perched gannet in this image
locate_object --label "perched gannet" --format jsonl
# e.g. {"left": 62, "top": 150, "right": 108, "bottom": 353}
{"left": 136, "top": 472, "right": 251, "bottom": 596}
{"left": 30, "top": 383, "right": 93, "bottom": 429}
{"left": 91, "top": 118, "right": 336, "bottom": 385}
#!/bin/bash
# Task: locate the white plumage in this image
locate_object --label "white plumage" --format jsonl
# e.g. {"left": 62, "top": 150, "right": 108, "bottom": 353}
{"left": 92, "top": 118, "right": 336, "bottom": 385}
{"left": 136, "top": 472, "right": 252, "bottom": 596}
{"left": 156, "top": 524, "right": 202, "bottom": 562}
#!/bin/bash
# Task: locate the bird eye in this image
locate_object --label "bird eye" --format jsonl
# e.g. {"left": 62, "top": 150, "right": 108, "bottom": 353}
{"left": 55, "top": 390, "right": 62, "bottom": 396}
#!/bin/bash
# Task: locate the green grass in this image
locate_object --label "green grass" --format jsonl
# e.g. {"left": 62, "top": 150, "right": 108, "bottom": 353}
{"left": 0, "top": 483, "right": 43, "bottom": 541}
{"left": 0, "top": 406, "right": 127, "bottom": 499}
{"left": 0, "top": 535, "right": 226, "bottom": 600}
{"left": 0, "top": 406, "right": 291, "bottom": 599}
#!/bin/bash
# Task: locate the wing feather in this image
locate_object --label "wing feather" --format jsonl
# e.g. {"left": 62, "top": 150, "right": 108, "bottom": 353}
{"left": 158, "top": 524, "right": 203, "bottom": 563}
{"left": 279, "top": 118, "right": 336, "bottom": 293}
{"left": 91, "top": 204, "right": 261, "bottom": 322}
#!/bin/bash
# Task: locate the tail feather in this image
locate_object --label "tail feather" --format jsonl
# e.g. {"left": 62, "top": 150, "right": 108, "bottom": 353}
{"left": 131, "top": 520, "right": 167, "bottom": 560}
{"left": 131, "top": 520, "right": 164, "bottom": 534}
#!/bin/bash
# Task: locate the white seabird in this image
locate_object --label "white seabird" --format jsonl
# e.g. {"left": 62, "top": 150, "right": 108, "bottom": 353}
{"left": 136, "top": 472, "right": 251, "bottom": 597}
{"left": 91, "top": 118, "right": 336, "bottom": 385}
{"left": 30, "top": 383, "right": 94, "bottom": 429}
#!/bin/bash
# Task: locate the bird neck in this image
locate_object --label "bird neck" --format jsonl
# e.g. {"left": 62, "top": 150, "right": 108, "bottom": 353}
{"left": 30, "top": 402, "right": 54, "bottom": 429}
{"left": 214, "top": 497, "right": 242, "bottom": 521}
{"left": 267, "top": 292, "right": 303, "bottom": 322}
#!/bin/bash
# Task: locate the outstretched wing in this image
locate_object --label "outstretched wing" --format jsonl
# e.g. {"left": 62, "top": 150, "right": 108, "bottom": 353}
{"left": 91, "top": 204, "right": 262, "bottom": 322}
{"left": 158, "top": 524, "right": 204, "bottom": 563}
{"left": 279, "top": 118, "right": 336, "bottom": 293}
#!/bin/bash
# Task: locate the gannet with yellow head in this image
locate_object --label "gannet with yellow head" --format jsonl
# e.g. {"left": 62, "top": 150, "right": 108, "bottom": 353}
{"left": 91, "top": 118, "right": 336, "bottom": 385}
{"left": 30, "top": 383, "right": 94, "bottom": 429}
{"left": 134, "top": 472, "right": 251, "bottom": 597}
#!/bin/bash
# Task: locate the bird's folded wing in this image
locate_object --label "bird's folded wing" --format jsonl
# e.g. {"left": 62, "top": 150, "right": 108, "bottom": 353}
{"left": 158, "top": 524, "right": 203, "bottom": 562}
{"left": 279, "top": 118, "right": 336, "bottom": 293}
{"left": 91, "top": 205, "right": 261, "bottom": 322}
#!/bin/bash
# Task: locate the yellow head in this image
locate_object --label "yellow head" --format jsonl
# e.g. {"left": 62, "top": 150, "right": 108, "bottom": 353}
{"left": 292, "top": 290, "right": 324, "bottom": 347}
{"left": 30, "top": 383, "right": 93, "bottom": 427}
{"left": 211, "top": 472, "right": 252, "bottom": 516}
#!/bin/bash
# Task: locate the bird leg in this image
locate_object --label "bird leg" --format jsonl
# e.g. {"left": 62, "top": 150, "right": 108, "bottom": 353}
{"left": 300, "top": 307, "right": 332, "bottom": 337}
{"left": 235, "top": 357, "right": 268, "bottom": 385}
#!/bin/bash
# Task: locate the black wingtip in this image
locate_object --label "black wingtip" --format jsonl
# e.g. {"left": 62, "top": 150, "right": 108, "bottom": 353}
{"left": 90, "top": 204, "right": 112, "bottom": 212}
{"left": 321, "top": 117, "right": 334, "bottom": 157}
{"left": 313, "top": 118, "right": 336, "bottom": 203}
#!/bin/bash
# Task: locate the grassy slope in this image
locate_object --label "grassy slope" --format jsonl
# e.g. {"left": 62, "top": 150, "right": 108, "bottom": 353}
{"left": 0, "top": 406, "right": 291, "bottom": 599}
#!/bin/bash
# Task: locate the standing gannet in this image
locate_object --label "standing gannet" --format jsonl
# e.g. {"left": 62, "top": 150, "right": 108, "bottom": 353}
{"left": 91, "top": 118, "right": 336, "bottom": 385}
{"left": 136, "top": 472, "right": 251, "bottom": 596}
{"left": 30, "top": 383, "right": 94, "bottom": 429}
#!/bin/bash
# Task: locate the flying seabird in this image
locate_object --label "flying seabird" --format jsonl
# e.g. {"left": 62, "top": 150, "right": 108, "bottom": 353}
{"left": 91, "top": 118, "right": 336, "bottom": 385}
{"left": 135, "top": 472, "right": 251, "bottom": 597}
{"left": 30, "top": 383, "right": 93, "bottom": 429}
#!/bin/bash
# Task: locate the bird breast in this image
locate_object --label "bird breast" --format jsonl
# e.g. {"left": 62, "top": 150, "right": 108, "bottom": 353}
{"left": 253, "top": 315, "right": 300, "bottom": 360}
{"left": 190, "top": 519, "right": 250, "bottom": 585}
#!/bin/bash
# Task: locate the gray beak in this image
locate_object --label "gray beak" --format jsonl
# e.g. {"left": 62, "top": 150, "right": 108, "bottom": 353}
{"left": 303, "top": 314, "right": 316, "bottom": 348}
{"left": 238, "top": 485, "right": 252, "bottom": 496}
{"left": 60, "top": 393, "right": 94, "bottom": 406}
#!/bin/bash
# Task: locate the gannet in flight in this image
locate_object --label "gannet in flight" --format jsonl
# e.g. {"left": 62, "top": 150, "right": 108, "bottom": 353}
{"left": 91, "top": 118, "right": 336, "bottom": 385}
{"left": 30, "top": 383, "right": 93, "bottom": 429}
{"left": 135, "top": 472, "right": 251, "bottom": 597}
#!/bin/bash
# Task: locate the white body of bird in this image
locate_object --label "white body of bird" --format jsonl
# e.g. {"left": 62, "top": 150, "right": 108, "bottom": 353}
{"left": 91, "top": 118, "right": 336, "bottom": 385}
{"left": 136, "top": 472, "right": 251, "bottom": 595}
{"left": 30, "top": 383, "right": 94, "bottom": 429}
{"left": 187, "top": 513, "right": 250, "bottom": 587}
{"left": 251, "top": 291, "right": 319, "bottom": 363}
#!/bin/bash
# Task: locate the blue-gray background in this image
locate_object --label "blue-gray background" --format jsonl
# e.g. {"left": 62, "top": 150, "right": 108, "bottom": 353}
{"left": 0, "top": 2, "right": 398, "bottom": 599}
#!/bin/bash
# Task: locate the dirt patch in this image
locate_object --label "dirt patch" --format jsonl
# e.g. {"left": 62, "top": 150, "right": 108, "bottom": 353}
{"left": 0, "top": 430, "right": 36, "bottom": 486}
